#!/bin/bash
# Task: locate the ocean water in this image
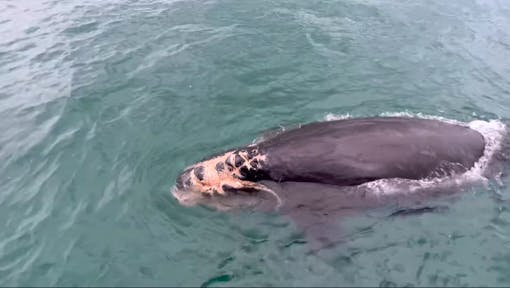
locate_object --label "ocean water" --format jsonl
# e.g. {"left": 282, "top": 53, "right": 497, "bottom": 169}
{"left": 1, "top": 0, "right": 510, "bottom": 286}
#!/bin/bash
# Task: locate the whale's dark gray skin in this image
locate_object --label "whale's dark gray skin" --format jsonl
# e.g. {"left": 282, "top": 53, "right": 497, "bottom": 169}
{"left": 172, "top": 117, "right": 503, "bottom": 249}
{"left": 257, "top": 117, "right": 485, "bottom": 186}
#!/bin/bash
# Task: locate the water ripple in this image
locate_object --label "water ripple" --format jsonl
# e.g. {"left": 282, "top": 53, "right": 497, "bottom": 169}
{"left": 1, "top": 0, "right": 510, "bottom": 286}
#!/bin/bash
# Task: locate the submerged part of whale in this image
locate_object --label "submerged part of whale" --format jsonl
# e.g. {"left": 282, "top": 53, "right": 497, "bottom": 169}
{"left": 172, "top": 116, "right": 508, "bottom": 247}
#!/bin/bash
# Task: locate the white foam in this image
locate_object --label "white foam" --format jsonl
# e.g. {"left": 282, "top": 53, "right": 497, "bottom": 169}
{"left": 466, "top": 119, "right": 506, "bottom": 178}
{"left": 324, "top": 112, "right": 507, "bottom": 196}
{"left": 324, "top": 113, "right": 353, "bottom": 121}
{"left": 325, "top": 111, "right": 465, "bottom": 125}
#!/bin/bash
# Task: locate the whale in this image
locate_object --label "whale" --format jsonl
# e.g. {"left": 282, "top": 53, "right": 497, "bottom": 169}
{"left": 172, "top": 116, "right": 507, "bottom": 248}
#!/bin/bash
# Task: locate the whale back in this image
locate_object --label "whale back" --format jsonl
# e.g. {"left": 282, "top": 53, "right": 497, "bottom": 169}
{"left": 257, "top": 117, "right": 485, "bottom": 186}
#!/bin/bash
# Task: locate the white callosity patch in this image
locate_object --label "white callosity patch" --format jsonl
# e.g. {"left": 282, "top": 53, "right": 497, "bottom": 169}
{"left": 171, "top": 147, "right": 283, "bottom": 209}
{"left": 324, "top": 112, "right": 507, "bottom": 196}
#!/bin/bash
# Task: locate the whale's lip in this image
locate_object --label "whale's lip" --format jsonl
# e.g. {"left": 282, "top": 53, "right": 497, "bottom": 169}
{"left": 171, "top": 186, "right": 198, "bottom": 207}
{"left": 171, "top": 181, "right": 283, "bottom": 212}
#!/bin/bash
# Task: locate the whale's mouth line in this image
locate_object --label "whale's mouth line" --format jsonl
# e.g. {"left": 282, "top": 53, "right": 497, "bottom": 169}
{"left": 171, "top": 184, "right": 283, "bottom": 212}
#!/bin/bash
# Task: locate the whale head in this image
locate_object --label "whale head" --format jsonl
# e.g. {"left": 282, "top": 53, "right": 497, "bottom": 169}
{"left": 172, "top": 147, "right": 276, "bottom": 210}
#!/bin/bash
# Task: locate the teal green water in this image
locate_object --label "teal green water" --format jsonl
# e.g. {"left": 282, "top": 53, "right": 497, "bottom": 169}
{"left": 1, "top": 0, "right": 510, "bottom": 286}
